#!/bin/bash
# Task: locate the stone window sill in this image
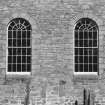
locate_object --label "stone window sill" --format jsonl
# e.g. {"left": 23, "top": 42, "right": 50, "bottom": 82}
{"left": 6, "top": 72, "right": 31, "bottom": 79}
{"left": 73, "top": 73, "right": 98, "bottom": 84}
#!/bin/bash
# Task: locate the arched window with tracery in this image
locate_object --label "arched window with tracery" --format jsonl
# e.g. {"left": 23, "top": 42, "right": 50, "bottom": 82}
{"left": 7, "top": 18, "right": 32, "bottom": 74}
{"left": 74, "top": 18, "right": 98, "bottom": 74}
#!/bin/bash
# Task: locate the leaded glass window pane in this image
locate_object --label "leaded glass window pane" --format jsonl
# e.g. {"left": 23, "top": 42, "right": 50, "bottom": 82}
{"left": 74, "top": 18, "right": 98, "bottom": 73}
{"left": 7, "top": 18, "right": 32, "bottom": 73}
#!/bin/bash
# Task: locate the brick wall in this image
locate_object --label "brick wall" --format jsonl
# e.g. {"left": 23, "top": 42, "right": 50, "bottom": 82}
{"left": 0, "top": 0, "right": 105, "bottom": 105}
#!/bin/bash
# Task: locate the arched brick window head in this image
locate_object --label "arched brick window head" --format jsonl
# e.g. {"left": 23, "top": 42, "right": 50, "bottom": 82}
{"left": 74, "top": 18, "right": 98, "bottom": 74}
{"left": 7, "top": 18, "right": 32, "bottom": 75}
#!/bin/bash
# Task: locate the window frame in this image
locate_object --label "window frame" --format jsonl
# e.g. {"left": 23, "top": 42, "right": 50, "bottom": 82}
{"left": 6, "top": 18, "right": 32, "bottom": 75}
{"left": 73, "top": 18, "right": 99, "bottom": 75}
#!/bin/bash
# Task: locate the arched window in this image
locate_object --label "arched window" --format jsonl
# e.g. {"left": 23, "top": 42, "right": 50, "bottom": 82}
{"left": 74, "top": 18, "right": 98, "bottom": 74}
{"left": 7, "top": 18, "right": 32, "bottom": 74}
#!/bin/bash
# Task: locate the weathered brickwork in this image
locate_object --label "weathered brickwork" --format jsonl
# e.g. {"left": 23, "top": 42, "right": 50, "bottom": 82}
{"left": 0, "top": 0, "right": 105, "bottom": 105}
